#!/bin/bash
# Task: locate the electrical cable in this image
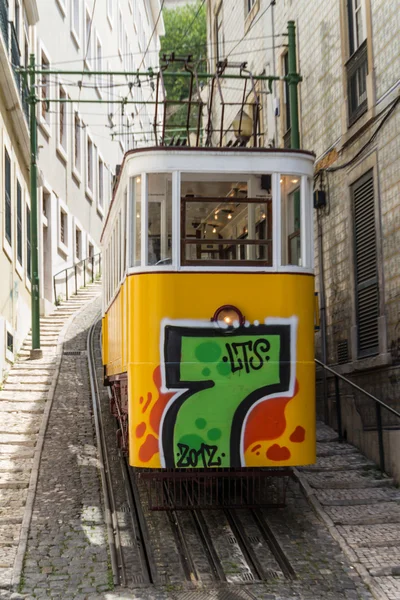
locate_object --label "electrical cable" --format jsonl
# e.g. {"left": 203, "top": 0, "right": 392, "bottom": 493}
{"left": 326, "top": 95, "right": 400, "bottom": 173}
{"left": 138, "top": 0, "right": 165, "bottom": 71}
{"left": 226, "top": 1, "right": 276, "bottom": 60}
{"left": 77, "top": 0, "right": 98, "bottom": 113}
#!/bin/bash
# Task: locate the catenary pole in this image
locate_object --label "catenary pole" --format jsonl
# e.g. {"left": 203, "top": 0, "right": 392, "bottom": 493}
{"left": 29, "top": 53, "right": 42, "bottom": 359}
{"left": 287, "top": 21, "right": 300, "bottom": 149}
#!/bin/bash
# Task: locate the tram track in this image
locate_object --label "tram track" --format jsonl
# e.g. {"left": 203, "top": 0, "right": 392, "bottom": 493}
{"left": 88, "top": 315, "right": 296, "bottom": 590}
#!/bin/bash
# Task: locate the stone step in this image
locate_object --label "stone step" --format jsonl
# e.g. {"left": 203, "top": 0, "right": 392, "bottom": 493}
{"left": 0, "top": 458, "right": 33, "bottom": 473}
{"left": 3, "top": 384, "right": 49, "bottom": 393}
{"left": 317, "top": 487, "right": 400, "bottom": 506}
{"left": 0, "top": 446, "right": 35, "bottom": 458}
{"left": 0, "top": 523, "right": 24, "bottom": 542}
{"left": 316, "top": 441, "right": 359, "bottom": 457}
{"left": 0, "top": 473, "right": 30, "bottom": 488}
{"left": 0, "top": 433, "right": 36, "bottom": 446}
{"left": 14, "top": 360, "right": 57, "bottom": 369}
{"left": 0, "top": 544, "right": 17, "bottom": 568}
{"left": 0, "top": 414, "right": 42, "bottom": 435}
{"left": 6, "top": 369, "right": 53, "bottom": 377}
{"left": 338, "top": 523, "right": 400, "bottom": 549}
{"left": 6, "top": 375, "right": 52, "bottom": 384}
{"left": 326, "top": 502, "right": 400, "bottom": 526}
{"left": 22, "top": 340, "right": 57, "bottom": 348}
{"left": 0, "top": 391, "right": 47, "bottom": 402}
{"left": 306, "top": 470, "right": 394, "bottom": 489}
{"left": 299, "top": 453, "right": 376, "bottom": 472}
{"left": 0, "top": 401, "right": 46, "bottom": 414}
{"left": 316, "top": 422, "right": 339, "bottom": 443}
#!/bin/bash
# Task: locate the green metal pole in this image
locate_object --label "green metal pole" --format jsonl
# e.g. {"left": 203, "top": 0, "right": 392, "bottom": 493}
{"left": 29, "top": 53, "right": 42, "bottom": 359}
{"left": 287, "top": 21, "right": 301, "bottom": 149}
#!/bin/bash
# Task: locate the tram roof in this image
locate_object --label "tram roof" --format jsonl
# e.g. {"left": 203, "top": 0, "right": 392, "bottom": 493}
{"left": 102, "top": 146, "right": 316, "bottom": 241}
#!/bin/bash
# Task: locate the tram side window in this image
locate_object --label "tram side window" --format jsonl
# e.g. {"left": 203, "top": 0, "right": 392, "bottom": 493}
{"left": 129, "top": 176, "right": 142, "bottom": 267}
{"left": 180, "top": 174, "right": 272, "bottom": 266}
{"left": 281, "top": 175, "right": 302, "bottom": 266}
{"left": 147, "top": 173, "right": 172, "bottom": 266}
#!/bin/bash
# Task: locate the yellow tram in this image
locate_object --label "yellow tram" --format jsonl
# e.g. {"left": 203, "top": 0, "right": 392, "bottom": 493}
{"left": 101, "top": 146, "right": 316, "bottom": 471}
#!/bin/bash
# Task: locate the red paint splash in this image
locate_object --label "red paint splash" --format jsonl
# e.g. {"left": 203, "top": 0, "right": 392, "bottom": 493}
{"left": 290, "top": 425, "right": 305, "bottom": 443}
{"left": 142, "top": 392, "right": 152, "bottom": 413}
{"left": 149, "top": 366, "right": 175, "bottom": 435}
{"left": 139, "top": 434, "right": 159, "bottom": 463}
{"left": 136, "top": 422, "right": 146, "bottom": 438}
{"left": 244, "top": 380, "right": 299, "bottom": 452}
{"left": 267, "top": 444, "right": 291, "bottom": 461}
{"left": 251, "top": 444, "right": 262, "bottom": 453}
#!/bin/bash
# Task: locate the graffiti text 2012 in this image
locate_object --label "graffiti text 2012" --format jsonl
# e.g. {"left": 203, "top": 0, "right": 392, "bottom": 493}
{"left": 176, "top": 442, "right": 223, "bottom": 468}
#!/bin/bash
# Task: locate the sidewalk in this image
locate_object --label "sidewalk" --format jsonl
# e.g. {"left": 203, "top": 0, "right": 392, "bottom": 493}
{"left": 295, "top": 423, "right": 400, "bottom": 600}
{"left": 0, "top": 284, "right": 102, "bottom": 592}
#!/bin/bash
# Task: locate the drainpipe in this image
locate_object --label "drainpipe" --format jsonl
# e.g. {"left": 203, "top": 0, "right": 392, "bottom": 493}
{"left": 270, "top": 0, "right": 278, "bottom": 145}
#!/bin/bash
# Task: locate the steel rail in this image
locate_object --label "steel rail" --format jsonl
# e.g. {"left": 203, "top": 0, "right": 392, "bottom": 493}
{"left": 124, "top": 466, "right": 158, "bottom": 584}
{"left": 87, "top": 317, "right": 126, "bottom": 587}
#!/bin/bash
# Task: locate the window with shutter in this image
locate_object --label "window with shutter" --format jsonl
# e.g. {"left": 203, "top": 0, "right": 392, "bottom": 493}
{"left": 352, "top": 170, "right": 379, "bottom": 358}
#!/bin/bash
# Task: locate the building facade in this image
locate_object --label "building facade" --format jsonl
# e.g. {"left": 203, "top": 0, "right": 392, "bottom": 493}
{"left": 0, "top": 0, "right": 38, "bottom": 380}
{"left": 36, "top": 0, "right": 164, "bottom": 312}
{"left": 207, "top": 0, "right": 400, "bottom": 475}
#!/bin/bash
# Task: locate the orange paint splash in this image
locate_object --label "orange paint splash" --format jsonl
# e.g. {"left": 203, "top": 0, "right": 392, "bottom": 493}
{"left": 290, "top": 425, "right": 305, "bottom": 443}
{"left": 149, "top": 366, "right": 175, "bottom": 435}
{"left": 251, "top": 444, "right": 262, "bottom": 453}
{"left": 244, "top": 380, "right": 299, "bottom": 451}
{"left": 267, "top": 444, "right": 291, "bottom": 461}
{"left": 139, "top": 434, "right": 159, "bottom": 463}
{"left": 136, "top": 422, "right": 146, "bottom": 438}
{"left": 142, "top": 392, "right": 152, "bottom": 413}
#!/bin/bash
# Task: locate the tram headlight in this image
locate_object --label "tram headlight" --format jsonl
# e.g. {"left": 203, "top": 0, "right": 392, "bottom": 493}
{"left": 211, "top": 305, "right": 245, "bottom": 329}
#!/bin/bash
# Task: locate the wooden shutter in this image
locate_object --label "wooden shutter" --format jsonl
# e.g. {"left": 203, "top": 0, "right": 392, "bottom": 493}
{"left": 352, "top": 170, "right": 379, "bottom": 357}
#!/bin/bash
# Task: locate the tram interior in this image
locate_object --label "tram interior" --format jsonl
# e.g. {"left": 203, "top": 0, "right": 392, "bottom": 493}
{"left": 133, "top": 173, "right": 302, "bottom": 268}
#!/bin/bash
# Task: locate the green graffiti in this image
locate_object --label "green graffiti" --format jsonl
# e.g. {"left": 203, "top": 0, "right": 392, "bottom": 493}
{"left": 162, "top": 324, "right": 292, "bottom": 468}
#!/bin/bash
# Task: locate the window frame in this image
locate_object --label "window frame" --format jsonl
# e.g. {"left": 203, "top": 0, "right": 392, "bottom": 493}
{"left": 4, "top": 146, "right": 12, "bottom": 258}
{"left": 38, "top": 41, "right": 51, "bottom": 137}
{"left": 57, "top": 197, "right": 69, "bottom": 257}
{"left": 72, "top": 109, "right": 82, "bottom": 181}
{"left": 55, "top": 0, "right": 67, "bottom": 17}
{"left": 71, "top": 0, "right": 81, "bottom": 47}
{"left": 97, "top": 153, "right": 105, "bottom": 216}
{"left": 16, "top": 177, "right": 23, "bottom": 269}
{"left": 86, "top": 132, "right": 94, "bottom": 199}
{"left": 57, "top": 80, "right": 68, "bottom": 161}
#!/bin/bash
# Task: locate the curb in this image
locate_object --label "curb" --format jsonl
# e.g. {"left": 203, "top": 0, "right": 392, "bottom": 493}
{"left": 293, "top": 467, "right": 390, "bottom": 600}
{"left": 11, "top": 289, "right": 102, "bottom": 591}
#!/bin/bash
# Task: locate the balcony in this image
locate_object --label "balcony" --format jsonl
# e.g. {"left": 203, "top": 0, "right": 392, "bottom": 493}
{"left": 346, "top": 40, "right": 368, "bottom": 128}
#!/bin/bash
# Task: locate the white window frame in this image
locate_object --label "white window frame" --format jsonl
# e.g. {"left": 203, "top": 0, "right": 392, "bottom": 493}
{"left": 86, "top": 132, "right": 94, "bottom": 199}
{"left": 74, "top": 217, "right": 83, "bottom": 263}
{"left": 25, "top": 190, "right": 31, "bottom": 292}
{"left": 349, "top": 0, "right": 367, "bottom": 53}
{"left": 84, "top": 6, "right": 93, "bottom": 69}
{"left": 38, "top": 41, "right": 51, "bottom": 137}
{"left": 57, "top": 80, "right": 68, "bottom": 162}
{"left": 3, "top": 137, "right": 13, "bottom": 263}
{"left": 55, "top": 0, "right": 67, "bottom": 18}
{"left": 118, "top": 7, "right": 123, "bottom": 59}
{"left": 71, "top": 0, "right": 81, "bottom": 47}
{"left": 72, "top": 108, "right": 82, "bottom": 181}
{"left": 57, "top": 197, "right": 69, "bottom": 257}
{"left": 15, "top": 169, "right": 24, "bottom": 280}
{"left": 95, "top": 33, "right": 103, "bottom": 96}
{"left": 5, "top": 321, "right": 14, "bottom": 363}
{"left": 97, "top": 153, "right": 105, "bottom": 216}
{"left": 107, "top": 0, "right": 113, "bottom": 28}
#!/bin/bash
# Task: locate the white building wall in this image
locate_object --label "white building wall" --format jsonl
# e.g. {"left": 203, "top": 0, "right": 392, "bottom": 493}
{"left": 0, "top": 0, "right": 38, "bottom": 381}
{"left": 36, "top": 0, "right": 164, "bottom": 310}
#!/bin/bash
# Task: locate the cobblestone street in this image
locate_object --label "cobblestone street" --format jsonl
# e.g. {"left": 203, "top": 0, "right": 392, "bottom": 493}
{"left": 0, "top": 292, "right": 398, "bottom": 599}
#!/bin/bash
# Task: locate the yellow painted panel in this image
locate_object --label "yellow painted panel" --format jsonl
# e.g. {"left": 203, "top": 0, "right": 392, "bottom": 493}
{"left": 122, "top": 272, "right": 316, "bottom": 470}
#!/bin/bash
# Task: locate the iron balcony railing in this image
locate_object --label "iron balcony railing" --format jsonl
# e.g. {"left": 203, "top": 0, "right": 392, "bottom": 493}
{"left": 53, "top": 253, "right": 102, "bottom": 304}
{"left": 315, "top": 358, "right": 400, "bottom": 474}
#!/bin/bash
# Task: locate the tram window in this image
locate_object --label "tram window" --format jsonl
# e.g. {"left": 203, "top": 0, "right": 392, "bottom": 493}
{"left": 147, "top": 173, "right": 172, "bottom": 266}
{"left": 281, "top": 175, "right": 302, "bottom": 266}
{"left": 180, "top": 175, "right": 272, "bottom": 266}
{"left": 129, "top": 176, "right": 142, "bottom": 267}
